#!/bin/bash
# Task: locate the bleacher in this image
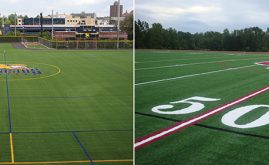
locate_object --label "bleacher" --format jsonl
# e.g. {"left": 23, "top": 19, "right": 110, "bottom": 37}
{"left": 23, "top": 18, "right": 65, "bottom": 25}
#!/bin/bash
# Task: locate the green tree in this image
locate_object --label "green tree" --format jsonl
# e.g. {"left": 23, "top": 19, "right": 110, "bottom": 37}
{"left": 7, "top": 14, "right": 16, "bottom": 25}
{"left": 135, "top": 20, "right": 149, "bottom": 48}
{"left": 147, "top": 23, "right": 165, "bottom": 49}
{"left": 223, "top": 29, "right": 231, "bottom": 50}
{"left": 39, "top": 31, "right": 51, "bottom": 40}
{"left": 120, "top": 13, "right": 133, "bottom": 40}
{"left": 6, "top": 30, "right": 22, "bottom": 36}
{"left": 135, "top": 19, "right": 269, "bottom": 52}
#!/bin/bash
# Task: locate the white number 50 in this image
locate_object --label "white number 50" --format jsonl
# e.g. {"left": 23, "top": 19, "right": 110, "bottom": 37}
{"left": 222, "top": 105, "right": 269, "bottom": 129}
{"left": 152, "top": 96, "right": 220, "bottom": 115}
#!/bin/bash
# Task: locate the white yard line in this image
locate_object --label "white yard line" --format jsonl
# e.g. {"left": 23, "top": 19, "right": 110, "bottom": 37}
{"left": 21, "top": 42, "right": 28, "bottom": 48}
{"left": 136, "top": 57, "right": 268, "bottom": 71}
{"left": 39, "top": 42, "right": 53, "bottom": 49}
{"left": 135, "top": 53, "right": 256, "bottom": 63}
{"left": 135, "top": 85, "right": 269, "bottom": 150}
{"left": 135, "top": 65, "right": 256, "bottom": 86}
{"left": 136, "top": 57, "right": 227, "bottom": 64}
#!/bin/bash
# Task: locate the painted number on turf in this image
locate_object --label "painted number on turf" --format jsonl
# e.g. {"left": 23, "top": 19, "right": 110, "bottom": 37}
{"left": 222, "top": 105, "right": 269, "bottom": 129}
{"left": 152, "top": 96, "right": 269, "bottom": 129}
{"left": 152, "top": 96, "right": 220, "bottom": 114}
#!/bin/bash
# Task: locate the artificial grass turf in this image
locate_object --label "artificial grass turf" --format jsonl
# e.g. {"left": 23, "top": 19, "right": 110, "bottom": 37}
{"left": 135, "top": 50, "right": 269, "bottom": 165}
{"left": 136, "top": 125, "right": 269, "bottom": 165}
{"left": 0, "top": 43, "right": 133, "bottom": 164}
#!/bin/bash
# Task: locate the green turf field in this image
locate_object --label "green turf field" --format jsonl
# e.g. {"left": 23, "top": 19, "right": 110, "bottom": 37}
{"left": 0, "top": 43, "right": 133, "bottom": 165}
{"left": 135, "top": 50, "right": 269, "bottom": 165}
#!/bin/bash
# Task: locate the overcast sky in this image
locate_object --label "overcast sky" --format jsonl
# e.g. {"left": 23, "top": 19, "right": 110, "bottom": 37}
{"left": 136, "top": 0, "right": 269, "bottom": 33}
{"left": 0, "top": 0, "right": 133, "bottom": 17}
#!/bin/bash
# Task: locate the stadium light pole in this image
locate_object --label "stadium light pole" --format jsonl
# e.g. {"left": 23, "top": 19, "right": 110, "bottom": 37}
{"left": 0, "top": 13, "right": 1, "bottom": 29}
{"left": 15, "top": 12, "right": 17, "bottom": 36}
{"left": 52, "top": 10, "right": 54, "bottom": 40}
{"left": 0, "top": 13, "right": 3, "bottom": 33}
{"left": 117, "top": 0, "right": 120, "bottom": 49}
{"left": 40, "top": 13, "right": 43, "bottom": 37}
{"left": 2, "top": 15, "right": 4, "bottom": 29}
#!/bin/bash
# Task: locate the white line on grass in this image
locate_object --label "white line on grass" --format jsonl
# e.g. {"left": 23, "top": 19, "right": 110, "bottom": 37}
{"left": 39, "top": 42, "right": 53, "bottom": 49}
{"left": 135, "top": 65, "right": 256, "bottom": 86}
{"left": 135, "top": 85, "right": 269, "bottom": 150}
{"left": 136, "top": 57, "right": 269, "bottom": 71}
{"left": 135, "top": 53, "right": 255, "bottom": 64}
{"left": 136, "top": 57, "right": 227, "bottom": 64}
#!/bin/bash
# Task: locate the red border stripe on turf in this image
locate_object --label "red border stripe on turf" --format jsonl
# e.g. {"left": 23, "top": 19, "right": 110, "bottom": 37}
{"left": 135, "top": 85, "right": 269, "bottom": 150}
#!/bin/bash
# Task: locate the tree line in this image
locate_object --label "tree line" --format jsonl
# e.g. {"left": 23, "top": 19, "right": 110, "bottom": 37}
{"left": 136, "top": 20, "right": 269, "bottom": 52}
{"left": 0, "top": 14, "right": 28, "bottom": 25}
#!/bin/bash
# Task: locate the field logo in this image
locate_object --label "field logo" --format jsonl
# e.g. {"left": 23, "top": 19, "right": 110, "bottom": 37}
{"left": 255, "top": 61, "right": 269, "bottom": 69}
{"left": 0, "top": 64, "right": 42, "bottom": 75}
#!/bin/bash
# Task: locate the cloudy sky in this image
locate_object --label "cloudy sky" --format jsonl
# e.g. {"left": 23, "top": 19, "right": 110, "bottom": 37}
{"left": 0, "top": 0, "right": 132, "bottom": 17}
{"left": 136, "top": 0, "right": 269, "bottom": 33}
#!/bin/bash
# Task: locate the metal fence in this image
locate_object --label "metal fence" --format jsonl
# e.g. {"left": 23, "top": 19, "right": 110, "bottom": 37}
{"left": 38, "top": 38, "right": 133, "bottom": 49}
{"left": 0, "top": 36, "right": 133, "bottom": 49}
{"left": 0, "top": 36, "right": 38, "bottom": 42}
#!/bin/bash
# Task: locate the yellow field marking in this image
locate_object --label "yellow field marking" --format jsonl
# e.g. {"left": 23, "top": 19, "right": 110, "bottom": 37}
{"left": 12, "top": 63, "right": 61, "bottom": 81}
{"left": 0, "top": 61, "right": 61, "bottom": 81}
{"left": 9, "top": 133, "right": 14, "bottom": 163}
{"left": 0, "top": 159, "right": 133, "bottom": 164}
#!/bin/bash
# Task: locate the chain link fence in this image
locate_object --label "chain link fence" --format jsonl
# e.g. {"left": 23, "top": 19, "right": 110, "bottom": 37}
{"left": 0, "top": 36, "right": 38, "bottom": 42}
{"left": 38, "top": 38, "right": 133, "bottom": 49}
{"left": 0, "top": 36, "right": 133, "bottom": 49}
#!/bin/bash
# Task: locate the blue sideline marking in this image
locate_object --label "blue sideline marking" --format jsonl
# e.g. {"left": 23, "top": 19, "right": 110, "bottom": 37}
{"left": 12, "top": 129, "right": 132, "bottom": 134}
{"left": 4, "top": 50, "right": 13, "bottom": 133}
{"left": 0, "top": 129, "right": 132, "bottom": 135}
{"left": 72, "top": 132, "right": 94, "bottom": 165}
